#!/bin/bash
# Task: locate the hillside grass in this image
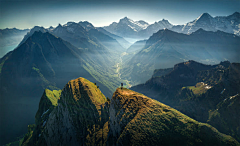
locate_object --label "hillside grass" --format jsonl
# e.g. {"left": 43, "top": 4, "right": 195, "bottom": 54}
{"left": 112, "top": 88, "right": 239, "bottom": 145}
{"left": 61, "top": 77, "right": 109, "bottom": 145}
{"left": 183, "top": 82, "right": 210, "bottom": 95}
{"left": 44, "top": 89, "right": 61, "bottom": 106}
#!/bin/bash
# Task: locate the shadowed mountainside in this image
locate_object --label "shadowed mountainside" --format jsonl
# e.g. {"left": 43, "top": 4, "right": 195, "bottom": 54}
{"left": 0, "top": 31, "right": 121, "bottom": 145}
{"left": 121, "top": 29, "right": 240, "bottom": 85}
{"left": 131, "top": 61, "right": 240, "bottom": 142}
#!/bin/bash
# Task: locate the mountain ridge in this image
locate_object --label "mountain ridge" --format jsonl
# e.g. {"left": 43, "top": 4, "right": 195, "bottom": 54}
{"left": 171, "top": 12, "right": 240, "bottom": 36}
{"left": 20, "top": 77, "right": 239, "bottom": 146}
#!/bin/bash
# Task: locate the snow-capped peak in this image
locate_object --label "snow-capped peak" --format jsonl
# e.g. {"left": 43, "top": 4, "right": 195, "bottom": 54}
{"left": 118, "top": 17, "right": 149, "bottom": 31}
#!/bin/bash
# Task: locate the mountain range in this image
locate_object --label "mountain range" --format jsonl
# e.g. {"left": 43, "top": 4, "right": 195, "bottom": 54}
{"left": 171, "top": 12, "right": 240, "bottom": 35}
{"left": 0, "top": 21, "right": 127, "bottom": 144}
{"left": 103, "top": 12, "right": 240, "bottom": 39}
{"left": 121, "top": 28, "right": 240, "bottom": 85}
{"left": 104, "top": 17, "right": 173, "bottom": 39}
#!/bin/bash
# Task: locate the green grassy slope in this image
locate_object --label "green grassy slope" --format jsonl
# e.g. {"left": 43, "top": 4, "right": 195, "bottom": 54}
{"left": 109, "top": 88, "right": 239, "bottom": 146}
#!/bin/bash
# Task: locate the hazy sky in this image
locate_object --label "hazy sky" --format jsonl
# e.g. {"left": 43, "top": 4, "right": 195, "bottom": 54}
{"left": 0, "top": 0, "right": 239, "bottom": 29}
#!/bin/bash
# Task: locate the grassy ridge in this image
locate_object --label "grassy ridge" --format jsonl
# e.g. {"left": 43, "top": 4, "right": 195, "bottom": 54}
{"left": 111, "top": 88, "right": 239, "bottom": 146}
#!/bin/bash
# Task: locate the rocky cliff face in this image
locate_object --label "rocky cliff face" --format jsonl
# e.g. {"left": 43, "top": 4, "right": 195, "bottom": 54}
{"left": 22, "top": 77, "right": 239, "bottom": 146}
{"left": 43, "top": 77, "right": 109, "bottom": 146}
{"left": 23, "top": 77, "right": 109, "bottom": 146}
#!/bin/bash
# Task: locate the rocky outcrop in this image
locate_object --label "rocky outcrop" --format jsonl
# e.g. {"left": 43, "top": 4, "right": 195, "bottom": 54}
{"left": 43, "top": 77, "right": 109, "bottom": 146}
{"left": 23, "top": 77, "right": 109, "bottom": 146}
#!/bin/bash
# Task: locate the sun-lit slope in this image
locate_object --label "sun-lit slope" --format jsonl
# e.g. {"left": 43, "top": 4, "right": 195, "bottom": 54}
{"left": 23, "top": 77, "right": 110, "bottom": 146}
{"left": 108, "top": 88, "right": 239, "bottom": 146}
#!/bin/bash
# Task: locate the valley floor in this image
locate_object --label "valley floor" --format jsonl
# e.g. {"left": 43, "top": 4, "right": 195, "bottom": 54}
{"left": 115, "top": 52, "right": 132, "bottom": 88}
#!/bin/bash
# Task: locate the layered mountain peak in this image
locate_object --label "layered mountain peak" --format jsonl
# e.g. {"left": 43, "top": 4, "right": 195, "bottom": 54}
{"left": 118, "top": 17, "right": 149, "bottom": 30}
{"left": 158, "top": 19, "right": 173, "bottom": 26}
{"left": 103, "top": 17, "right": 150, "bottom": 37}
{"left": 119, "top": 17, "right": 132, "bottom": 24}
{"left": 18, "top": 26, "right": 48, "bottom": 46}
{"left": 103, "top": 17, "right": 174, "bottom": 39}
{"left": 193, "top": 12, "right": 214, "bottom": 26}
